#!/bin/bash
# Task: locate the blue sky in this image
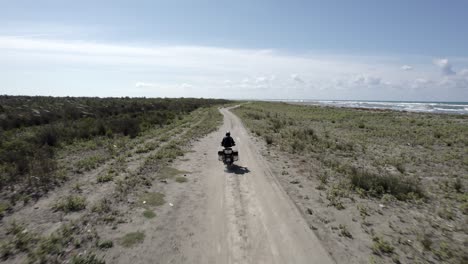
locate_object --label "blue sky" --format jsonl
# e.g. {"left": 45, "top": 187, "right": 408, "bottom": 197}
{"left": 1, "top": 0, "right": 468, "bottom": 100}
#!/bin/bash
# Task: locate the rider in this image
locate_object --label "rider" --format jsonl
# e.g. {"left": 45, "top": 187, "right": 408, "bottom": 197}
{"left": 221, "top": 131, "right": 235, "bottom": 148}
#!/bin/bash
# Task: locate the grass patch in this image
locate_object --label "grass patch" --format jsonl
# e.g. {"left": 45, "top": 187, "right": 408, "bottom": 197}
{"left": 348, "top": 166, "right": 424, "bottom": 200}
{"left": 139, "top": 192, "right": 165, "bottom": 207}
{"left": 135, "top": 142, "right": 158, "bottom": 154}
{"left": 157, "top": 166, "right": 188, "bottom": 179}
{"left": 0, "top": 201, "right": 11, "bottom": 216}
{"left": 119, "top": 231, "right": 145, "bottom": 248}
{"left": 75, "top": 155, "right": 107, "bottom": 172}
{"left": 91, "top": 198, "right": 112, "bottom": 214}
{"left": 175, "top": 176, "right": 188, "bottom": 183}
{"left": 53, "top": 195, "right": 87, "bottom": 213}
{"left": 97, "top": 240, "right": 113, "bottom": 249}
{"left": 4, "top": 222, "right": 38, "bottom": 254}
{"left": 71, "top": 253, "right": 105, "bottom": 264}
{"left": 372, "top": 235, "right": 394, "bottom": 255}
{"left": 142, "top": 209, "right": 156, "bottom": 219}
{"left": 96, "top": 171, "right": 114, "bottom": 183}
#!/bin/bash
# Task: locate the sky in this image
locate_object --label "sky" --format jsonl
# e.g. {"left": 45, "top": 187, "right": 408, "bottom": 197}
{"left": 1, "top": 0, "right": 468, "bottom": 101}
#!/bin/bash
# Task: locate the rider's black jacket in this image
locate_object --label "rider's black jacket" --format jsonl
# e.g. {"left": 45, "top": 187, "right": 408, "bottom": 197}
{"left": 221, "top": 136, "right": 235, "bottom": 148}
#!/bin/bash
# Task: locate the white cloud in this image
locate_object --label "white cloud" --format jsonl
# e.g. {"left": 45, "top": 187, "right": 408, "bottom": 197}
{"left": 353, "top": 75, "right": 381, "bottom": 86}
{"left": 401, "top": 65, "right": 413, "bottom": 71}
{"left": 135, "top": 82, "right": 157, "bottom": 88}
{"left": 255, "top": 76, "right": 267, "bottom": 83}
{"left": 291, "top": 74, "right": 305, "bottom": 84}
{"left": 1, "top": 36, "right": 467, "bottom": 100}
{"left": 434, "top": 58, "right": 456, "bottom": 75}
{"left": 180, "top": 83, "right": 193, "bottom": 90}
{"left": 459, "top": 69, "right": 468, "bottom": 76}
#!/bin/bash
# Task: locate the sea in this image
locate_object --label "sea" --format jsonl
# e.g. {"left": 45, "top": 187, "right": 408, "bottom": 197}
{"left": 269, "top": 100, "right": 468, "bottom": 115}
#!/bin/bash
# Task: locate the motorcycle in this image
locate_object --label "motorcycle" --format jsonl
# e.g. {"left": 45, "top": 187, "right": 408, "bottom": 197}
{"left": 218, "top": 147, "right": 239, "bottom": 166}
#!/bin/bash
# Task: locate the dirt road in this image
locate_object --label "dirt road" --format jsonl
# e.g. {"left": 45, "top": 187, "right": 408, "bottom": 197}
{"left": 106, "top": 108, "right": 334, "bottom": 264}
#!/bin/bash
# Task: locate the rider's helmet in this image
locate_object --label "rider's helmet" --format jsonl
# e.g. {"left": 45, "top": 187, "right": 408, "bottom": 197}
{"left": 226, "top": 131, "right": 230, "bottom": 136}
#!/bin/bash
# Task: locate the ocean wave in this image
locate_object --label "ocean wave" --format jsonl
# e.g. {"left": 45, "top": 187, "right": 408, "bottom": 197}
{"left": 280, "top": 100, "right": 468, "bottom": 114}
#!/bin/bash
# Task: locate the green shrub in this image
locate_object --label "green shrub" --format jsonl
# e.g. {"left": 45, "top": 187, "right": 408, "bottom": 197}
{"left": 142, "top": 210, "right": 156, "bottom": 219}
{"left": 91, "top": 198, "right": 112, "bottom": 213}
{"left": 96, "top": 172, "right": 113, "bottom": 183}
{"left": 36, "top": 125, "right": 59, "bottom": 146}
{"left": 420, "top": 233, "right": 432, "bottom": 250}
{"left": 75, "top": 155, "right": 106, "bottom": 172}
{"left": 53, "top": 195, "right": 87, "bottom": 213}
{"left": 0, "top": 242, "right": 13, "bottom": 260}
{"left": 454, "top": 178, "right": 463, "bottom": 193}
{"left": 120, "top": 231, "right": 145, "bottom": 248}
{"left": 372, "top": 235, "right": 394, "bottom": 255}
{"left": 0, "top": 201, "right": 11, "bottom": 216}
{"left": 348, "top": 167, "right": 424, "bottom": 200}
{"left": 339, "top": 224, "right": 353, "bottom": 238}
{"left": 97, "top": 240, "right": 113, "bottom": 249}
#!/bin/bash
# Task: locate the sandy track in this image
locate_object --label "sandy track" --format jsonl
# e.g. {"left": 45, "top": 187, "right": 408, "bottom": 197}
{"left": 109, "top": 108, "right": 334, "bottom": 264}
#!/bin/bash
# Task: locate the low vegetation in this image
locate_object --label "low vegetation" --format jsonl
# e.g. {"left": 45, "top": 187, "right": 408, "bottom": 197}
{"left": 234, "top": 102, "right": 467, "bottom": 263}
{"left": 371, "top": 235, "right": 394, "bottom": 255}
{"left": 53, "top": 195, "right": 87, "bottom": 213}
{"left": 139, "top": 192, "right": 165, "bottom": 207}
{"left": 0, "top": 96, "right": 229, "bottom": 206}
{"left": 142, "top": 210, "right": 156, "bottom": 219}
{"left": 119, "top": 231, "right": 145, "bottom": 248}
{"left": 175, "top": 176, "right": 188, "bottom": 183}
{"left": 0, "top": 96, "right": 228, "bottom": 263}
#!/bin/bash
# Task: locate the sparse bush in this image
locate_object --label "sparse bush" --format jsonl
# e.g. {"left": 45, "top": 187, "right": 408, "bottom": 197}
{"left": 372, "top": 235, "right": 394, "bottom": 255}
{"left": 453, "top": 178, "right": 463, "bottom": 193}
{"left": 420, "top": 232, "right": 432, "bottom": 250}
{"left": 111, "top": 117, "right": 140, "bottom": 138}
{"left": 326, "top": 186, "right": 346, "bottom": 210}
{"left": 437, "top": 206, "right": 454, "bottom": 220}
{"left": 348, "top": 166, "right": 423, "bottom": 200}
{"left": 291, "top": 139, "right": 305, "bottom": 153}
{"left": 381, "top": 194, "right": 396, "bottom": 203}
{"left": 0, "top": 201, "right": 11, "bottom": 217}
{"left": 97, "top": 240, "right": 113, "bottom": 249}
{"left": 461, "top": 202, "right": 468, "bottom": 215}
{"left": 91, "top": 198, "right": 112, "bottom": 213}
{"left": 265, "top": 134, "right": 274, "bottom": 145}
{"left": 339, "top": 224, "right": 353, "bottom": 239}
{"left": 96, "top": 172, "right": 113, "bottom": 183}
{"left": 36, "top": 125, "right": 60, "bottom": 146}
{"left": 0, "top": 242, "right": 13, "bottom": 260}
{"left": 53, "top": 195, "right": 87, "bottom": 213}
{"left": 433, "top": 241, "right": 454, "bottom": 261}
{"left": 71, "top": 253, "right": 105, "bottom": 264}
{"left": 75, "top": 155, "right": 106, "bottom": 172}
{"left": 317, "top": 172, "right": 329, "bottom": 185}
